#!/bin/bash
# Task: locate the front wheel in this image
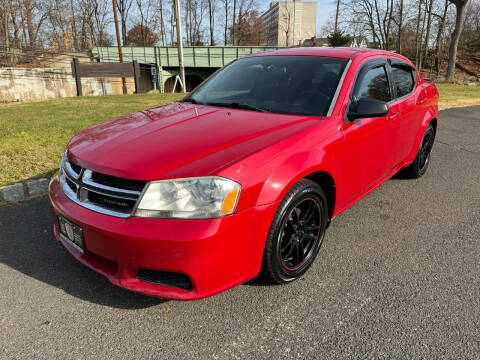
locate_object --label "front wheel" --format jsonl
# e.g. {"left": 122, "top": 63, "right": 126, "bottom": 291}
{"left": 260, "top": 179, "right": 328, "bottom": 284}
{"left": 401, "top": 123, "right": 435, "bottom": 179}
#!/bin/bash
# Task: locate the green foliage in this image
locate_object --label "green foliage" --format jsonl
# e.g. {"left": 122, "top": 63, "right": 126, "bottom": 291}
{"left": 327, "top": 30, "right": 351, "bottom": 47}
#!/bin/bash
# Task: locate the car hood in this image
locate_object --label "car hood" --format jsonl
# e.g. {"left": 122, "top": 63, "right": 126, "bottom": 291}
{"left": 67, "top": 102, "right": 319, "bottom": 180}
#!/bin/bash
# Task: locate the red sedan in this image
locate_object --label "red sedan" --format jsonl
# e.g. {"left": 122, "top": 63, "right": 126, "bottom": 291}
{"left": 49, "top": 47, "right": 438, "bottom": 300}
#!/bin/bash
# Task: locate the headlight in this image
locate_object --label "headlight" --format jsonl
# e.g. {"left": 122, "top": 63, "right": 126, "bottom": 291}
{"left": 135, "top": 177, "right": 241, "bottom": 219}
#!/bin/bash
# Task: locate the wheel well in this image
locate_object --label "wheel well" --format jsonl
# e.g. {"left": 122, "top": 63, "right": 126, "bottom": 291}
{"left": 305, "top": 171, "right": 336, "bottom": 219}
{"left": 430, "top": 118, "right": 437, "bottom": 133}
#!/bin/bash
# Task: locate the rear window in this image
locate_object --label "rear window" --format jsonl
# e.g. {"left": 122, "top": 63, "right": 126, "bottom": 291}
{"left": 391, "top": 66, "right": 415, "bottom": 98}
{"left": 354, "top": 66, "right": 391, "bottom": 103}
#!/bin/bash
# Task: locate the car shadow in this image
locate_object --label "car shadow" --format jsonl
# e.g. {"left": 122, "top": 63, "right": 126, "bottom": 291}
{"left": 0, "top": 197, "right": 165, "bottom": 309}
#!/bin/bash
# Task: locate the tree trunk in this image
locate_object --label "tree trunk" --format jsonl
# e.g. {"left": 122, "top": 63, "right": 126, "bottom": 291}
{"left": 3, "top": 0, "right": 8, "bottom": 61}
{"left": 69, "top": 0, "right": 78, "bottom": 51}
{"left": 420, "top": 0, "right": 434, "bottom": 72}
{"left": 373, "top": 0, "right": 386, "bottom": 48}
{"left": 434, "top": 0, "right": 449, "bottom": 73}
{"left": 208, "top": 0, "right": 214, "bottom": 45}
{"left": 224, "top": 0, "right": 228, "bottom": 45}
{"left": 159, "top": 0, "right": 166, "bottom": 46}
{"left": 385, "top": 0, "right": 394, "bottom": 50}
{"left": 397, "top": 0, "right": 403, "bottom": 54}
{"left": 446, "top": 0, "right": 468, "bottom": 81}
{"left": 415, "top": 0, "right": 423, "bottom": 67}
{"left": 232, "top": 0, "right": 236, "bottom": 45}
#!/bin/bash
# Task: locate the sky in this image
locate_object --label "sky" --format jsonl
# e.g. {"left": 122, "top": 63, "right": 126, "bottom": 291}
{"left": 257, "top": 0, "right": 337, "bottom": 35}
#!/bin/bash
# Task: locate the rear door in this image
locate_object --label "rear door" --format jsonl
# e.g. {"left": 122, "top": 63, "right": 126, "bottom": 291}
{"left": 341, "top": 58, "right": 398, "bottom": 204}
{"left": 387, "top": 59, "right": 422, "bottom": 164}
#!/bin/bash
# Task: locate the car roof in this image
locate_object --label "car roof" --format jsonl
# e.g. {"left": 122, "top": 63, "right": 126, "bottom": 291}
{"left": 251, "top": 47, "right": 397, "bottom": 60}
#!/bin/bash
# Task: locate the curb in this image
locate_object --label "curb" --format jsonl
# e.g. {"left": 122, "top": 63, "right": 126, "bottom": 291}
{"left": 0, "top": 178, "right": 50, "bottom": 205}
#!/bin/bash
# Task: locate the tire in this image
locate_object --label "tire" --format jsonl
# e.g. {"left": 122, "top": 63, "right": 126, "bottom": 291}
{"left": 401, "top": 123, "right": 435, "bottom": 179}
{"left": 260, "top": 179, "right": 328, "bottom": 284}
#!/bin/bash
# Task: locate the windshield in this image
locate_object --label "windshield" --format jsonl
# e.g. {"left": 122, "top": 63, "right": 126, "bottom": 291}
{"left": 185, "top": 55, "right": 348, "bottom": 117}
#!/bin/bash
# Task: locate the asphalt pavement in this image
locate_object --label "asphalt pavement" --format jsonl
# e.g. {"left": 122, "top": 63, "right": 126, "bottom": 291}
{"left": 0, "top": 106, "right": 479, "bottom": 359}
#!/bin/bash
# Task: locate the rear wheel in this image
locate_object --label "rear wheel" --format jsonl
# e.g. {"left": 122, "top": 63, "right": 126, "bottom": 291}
{"left": 260, "top": 179, "right": 328, "bottom": 284}
{"left": 401, "top": 123, "right": 435, "bottom": 179}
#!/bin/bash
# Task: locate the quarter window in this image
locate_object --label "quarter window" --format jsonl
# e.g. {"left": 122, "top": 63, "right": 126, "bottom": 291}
{"left": 391, "top": 66, "right": 415, "bottom": 98}
{"left": 354, "top": 66, "right": 391, "bottom": 103}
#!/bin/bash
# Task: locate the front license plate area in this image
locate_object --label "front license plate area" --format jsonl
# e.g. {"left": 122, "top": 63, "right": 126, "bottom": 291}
{"left": 57, "top": 215, "right": 84, "bottom": 253}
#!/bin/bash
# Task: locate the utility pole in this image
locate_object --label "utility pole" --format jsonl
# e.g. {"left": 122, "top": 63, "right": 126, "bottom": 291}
{"left": 112, "top": 0, "right": 127, "bottom": 94}
{"left": 334, "top": 0, "right": 340, "bottom": 32}
{"left": 174, "top": 0, "right": 186, "bottom": 93}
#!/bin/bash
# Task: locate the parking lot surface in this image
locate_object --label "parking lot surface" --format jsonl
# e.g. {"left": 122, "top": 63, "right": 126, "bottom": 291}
{"left": 0, "top": 106, "right": 479, "bottom": 359}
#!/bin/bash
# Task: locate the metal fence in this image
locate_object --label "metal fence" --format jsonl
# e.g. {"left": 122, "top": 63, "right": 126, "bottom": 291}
{"left": 92, "top": 46, "right": 282, "bottom": 68}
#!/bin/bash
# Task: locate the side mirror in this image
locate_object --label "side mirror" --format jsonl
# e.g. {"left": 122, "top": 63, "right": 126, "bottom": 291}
{"left": 347, "top": 97, "right": 389, "bottom": 120}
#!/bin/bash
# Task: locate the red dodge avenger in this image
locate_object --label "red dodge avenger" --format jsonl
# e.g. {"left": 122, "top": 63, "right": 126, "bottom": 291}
{"left": 49, "top": 47, "right": 438, "bottom": 300}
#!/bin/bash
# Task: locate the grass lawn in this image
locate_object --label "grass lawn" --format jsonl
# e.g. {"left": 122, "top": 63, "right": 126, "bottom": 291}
{"left": 0, "top": 83, "right": 479, "bottom": 187}
{"left": 436, "top": 82, "right": 480, "bottom": 109}
{"left": 0, "top": 93, "right": 183, "bottom": 187}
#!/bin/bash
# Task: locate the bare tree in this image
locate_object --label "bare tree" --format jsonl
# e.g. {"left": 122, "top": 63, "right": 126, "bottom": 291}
{"left": 446, "top": 0, "right": 469, "bottom": 80}
{"left": 116, "top": 0, "right": 133, "bottom": 45}
{"left": 158, "top": 0, "right": 166, "bottom": 45}
{"left": 394, "top": 0, "right": 404, "bottom": 53}
{"left": 433, "top": 0, "right": 449, "bottom": 73}
{"left": 135, "top": 0, "right": 158, "bottom": 44}
{"left": 419, "top": 0, "right": 434, "bottom": 71}
{"left": 232, "top": 0, "right": 235, "bottom": 44}
{"left": 207, "top": 0, "right": 216, "bottom": 45}
{"left": 235, "top": 9, "right": 265, "bottom": 45}
{"left": 278, "top": 3, "right": 293, "bottom": 46}
{"left": 222, "top": 0, "right": 230, "bottom": 44}
{"left": 20, "top": 0, "right": 48, "bottom": 47}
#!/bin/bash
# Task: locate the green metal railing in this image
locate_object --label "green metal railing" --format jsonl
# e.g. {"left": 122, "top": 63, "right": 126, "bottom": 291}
{"left": 92, "top": 46, "right": 281, "bottom": 68}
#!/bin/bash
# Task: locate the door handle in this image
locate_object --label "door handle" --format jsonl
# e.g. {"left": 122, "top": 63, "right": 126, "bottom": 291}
{"left": 389, "top": 112, "right": 399, "bottom": 120}
{"left": 418, "top": 97, "right": 426, "bottom": 104}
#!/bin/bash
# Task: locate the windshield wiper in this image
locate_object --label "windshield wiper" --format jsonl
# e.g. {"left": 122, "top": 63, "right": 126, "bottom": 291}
{"left": 206, "top": 102, "right": 269, "bottom": 112}
{"left": 181, "top": 97, "right": 202, "bottom": 105}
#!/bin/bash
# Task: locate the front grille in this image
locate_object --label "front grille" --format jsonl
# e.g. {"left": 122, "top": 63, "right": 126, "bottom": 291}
{"left": 91, "top": 172, "right": 145, "bottom": 192}
{"left": 59, "top": 159, "right": 146, "bottom": 218}
{"left": 70, "top": 162, "right": 82, "bottom": 175}
{"left": 65, "top": 177, "right": 77, "bottom": 193}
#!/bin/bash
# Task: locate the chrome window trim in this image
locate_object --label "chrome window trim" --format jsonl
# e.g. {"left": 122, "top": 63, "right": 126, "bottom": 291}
{"left": 327, "top": 59, "right": 352, "bottom": 117}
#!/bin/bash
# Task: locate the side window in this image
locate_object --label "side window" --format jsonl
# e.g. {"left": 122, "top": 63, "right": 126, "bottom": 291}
{"left": 354, "top": 66, "right": 391, "bottom": 103}
{"left": 391, "top": 65, "right": 415, "bottom": 98}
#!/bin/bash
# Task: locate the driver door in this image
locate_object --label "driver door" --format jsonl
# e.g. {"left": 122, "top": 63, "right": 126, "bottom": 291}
{"left": 340, "top": 58, "right": 398, "bottom": 205}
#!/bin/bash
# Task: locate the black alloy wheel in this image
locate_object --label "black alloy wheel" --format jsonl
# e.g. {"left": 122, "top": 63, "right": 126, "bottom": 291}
{"left": 279, "top": 198, "right": 322, "bottom": 271}
{"left": 418, "top": 126, "right": 434, "bottom": 173}
{"left": 260, "top": 179, "right": 328, "bottom": 284}
{"left": 401, "top": 123, "right": 436, "bottom": 179}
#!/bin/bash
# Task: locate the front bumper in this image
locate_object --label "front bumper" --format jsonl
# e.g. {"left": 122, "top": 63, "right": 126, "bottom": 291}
{"left": 49, "top": 176, "right": 277, "bottom": 300}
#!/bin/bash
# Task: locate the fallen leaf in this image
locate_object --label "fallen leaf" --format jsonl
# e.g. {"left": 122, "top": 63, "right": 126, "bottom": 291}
{"left": 260, "top": 312, "right": 264, "bottom": 318}
{"left": 4, "top": 348, "right": 8, "bottom": 353}
{"left": 165, "top": 304, "right": 171, "bottom": 312}
{"left": 410, "top": 328, "right": 417, "bottom": 333}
